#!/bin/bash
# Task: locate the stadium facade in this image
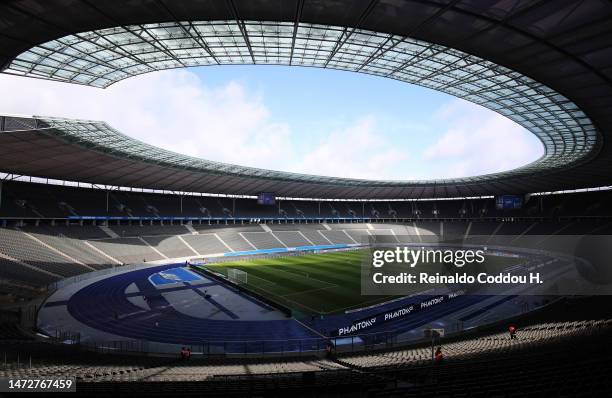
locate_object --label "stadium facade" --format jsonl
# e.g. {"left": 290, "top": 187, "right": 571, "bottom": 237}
{"left": 1, "top": 2, "right": 612, "bottom": 396}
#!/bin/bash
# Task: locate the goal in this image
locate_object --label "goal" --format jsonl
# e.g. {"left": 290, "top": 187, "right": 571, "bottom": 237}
{"left": 227, "top": 268, "right": 248, "bottom": 285}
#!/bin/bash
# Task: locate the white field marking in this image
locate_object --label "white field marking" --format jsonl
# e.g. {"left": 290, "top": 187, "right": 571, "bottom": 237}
{"left": 0, "top": 251, "right": 62, "bottom": 278}
{"left": 21, "top": 231, "right": 96, "bottom": 271}
{"left": 317, "top": 230, "right": 334, "bottom": 244}
{"left": 83, "top": 241, "right": 122, "bottom": 264}
{"left": 342, "top": 230, "right": 359, "bottom": 244}
{"left": 269, "top": 231, "right": 288, "bottom": 248}
{"left": 366, "top": 223, "right": 374, "bottom": 230}
{"left": 238, "top": 232, "right": 258, "bottom": 250}
{"left": 242, "top": 281, "right": 322, "bottom": 313}
{"left": 260, "top": 265, "right": 337, "bottom": 288}
{"left": 230, "top": 269, "right": 277, "bottom": 288}
{"left": 236, "top": 266, "right": 384, "bottom": 316}
{"left": 322, "top": 223, "right": 332, "bottom": 231}
{"left": 135, "top": 312, "right": 164, "bottom": 321}
{"left": 117, "top": 309, "right": 150, "bottom": 319}
{"left": 412, "top": 222, "right": 422, "bottom": 243}
{"left": 313, "top": 258, "right": 363, "bottom": 272}
{"left": 293, "top": 318, "right": 327, "bottom": 338}
{"left": 297, "top": 231, "right": 315, "bottom": 245}
{"left": 213, "top": 233, "right": 234, "bottom": 252}
{"left": 464, "top": 222, "right": 473, "bottom": 241}
{"left": 138, "top": 237, "right": 169, "bottom": 259}
{"left": 177, "top": 235, "right": 200, "bottom": 256}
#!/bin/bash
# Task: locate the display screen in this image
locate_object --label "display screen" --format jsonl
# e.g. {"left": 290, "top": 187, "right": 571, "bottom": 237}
{"left": 495, "top": 195, "right": 523, "bottom": 209}
{"left": 257, "top": 192, "right": 276, "bottom": 205}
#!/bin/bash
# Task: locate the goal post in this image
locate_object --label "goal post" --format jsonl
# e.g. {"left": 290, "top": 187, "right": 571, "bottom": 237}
{"left": 227, "top": 268, "right": 248, "bottom": 285}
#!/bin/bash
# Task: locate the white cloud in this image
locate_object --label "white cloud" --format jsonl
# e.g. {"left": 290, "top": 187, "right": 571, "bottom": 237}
{"left": 0, "top": 72, "right": 543, "bottom": 182}
{"left": 290, "top": 116, "right": 409, "bottom": 180}
{"left": 0, "top": 71, "right": 412, "bottom": 180}
{"left": 0, "top": 71, "right": 295, "bottom": 171}
{"left": 421, "top": 99, "right": 544, "bottom": 179}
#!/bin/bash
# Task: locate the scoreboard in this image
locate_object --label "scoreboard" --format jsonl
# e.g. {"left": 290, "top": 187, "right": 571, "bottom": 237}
{"left": 257, "top": 192, "right": 276, "bottom": 205}
{"left": 495, "top": 195, "right": 523, "bottom": 210}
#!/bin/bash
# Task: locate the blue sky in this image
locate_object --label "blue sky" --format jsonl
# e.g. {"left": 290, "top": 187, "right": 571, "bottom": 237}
{"left": 192, "top": 65, "right": 446, "bottom": 178}
{"left": 0, "top": 65, "right": 544, "bottom": 180}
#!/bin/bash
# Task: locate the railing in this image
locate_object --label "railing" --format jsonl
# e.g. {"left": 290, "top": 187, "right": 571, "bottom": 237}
{"left": 76, "top": 334, "right": 408, "bottom": 358}
{"left": 56, "top": 298, "right": 551, "bottom": 358}
{"left": 47, "top": 262, "right": 166, "bottom": 291}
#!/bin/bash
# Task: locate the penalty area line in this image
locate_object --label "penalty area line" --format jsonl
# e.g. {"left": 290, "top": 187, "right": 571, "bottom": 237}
{"left": 267, "top": 266, "right": 337, "bottom": 288}
{"left": 241, "top": 281, "right": 323, "bottom": 314}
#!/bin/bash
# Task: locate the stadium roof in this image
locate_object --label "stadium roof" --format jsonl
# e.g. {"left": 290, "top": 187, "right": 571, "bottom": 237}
{"left": 0, "top": 0, "right": 611, "bottom": 199}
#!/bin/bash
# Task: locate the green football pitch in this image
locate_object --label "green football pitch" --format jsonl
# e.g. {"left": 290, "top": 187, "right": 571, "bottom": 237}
{"left": 197, "top": 249, "right": 520, "bottom": 315}
{"left": 198, "top": 250, "right": 388, "bottom": 315}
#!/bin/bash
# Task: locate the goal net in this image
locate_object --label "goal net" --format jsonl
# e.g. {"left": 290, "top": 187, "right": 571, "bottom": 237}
{"left": 227, "top": 268, "right": 248, "bottom": 285}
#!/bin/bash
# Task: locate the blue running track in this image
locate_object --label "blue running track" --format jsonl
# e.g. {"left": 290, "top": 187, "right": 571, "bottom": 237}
{"left": 46, "top": 264, "right": 514, "bottom": 353}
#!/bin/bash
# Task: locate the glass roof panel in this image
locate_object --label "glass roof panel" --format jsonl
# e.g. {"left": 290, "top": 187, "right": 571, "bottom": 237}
{"left": 1, "top": 20, "right": 598, "bottom": 187}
